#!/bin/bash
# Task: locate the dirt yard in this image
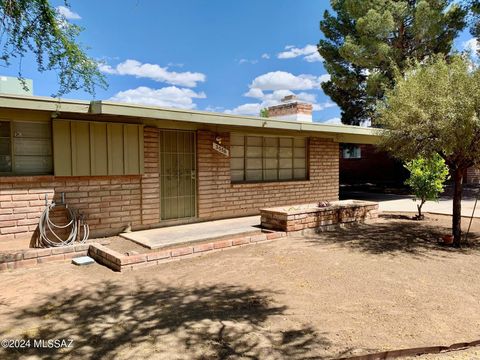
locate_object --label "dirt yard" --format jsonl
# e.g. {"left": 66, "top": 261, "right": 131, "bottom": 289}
{"left": 1, "top": 213, "right": 480, "bottom": 359}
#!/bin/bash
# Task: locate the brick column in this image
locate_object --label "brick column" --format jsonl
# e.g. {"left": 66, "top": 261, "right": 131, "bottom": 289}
{"left": 197, "top": 130, "right": 231, "bottom": 219}
{"left": 141, "top": 127, "right": 160, "bottom": 226}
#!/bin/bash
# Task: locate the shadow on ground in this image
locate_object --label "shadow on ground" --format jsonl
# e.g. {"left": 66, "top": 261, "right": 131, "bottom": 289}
{"left": 0, "top": 281, "right": 332, "bottom": 360}
{"left": 303, "top": 216, "right": 480, "bottom": 256}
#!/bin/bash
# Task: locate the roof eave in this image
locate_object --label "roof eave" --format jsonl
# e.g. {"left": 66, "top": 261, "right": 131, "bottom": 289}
{"left": 92, "top": 100, "right": 382, "bottom": 141}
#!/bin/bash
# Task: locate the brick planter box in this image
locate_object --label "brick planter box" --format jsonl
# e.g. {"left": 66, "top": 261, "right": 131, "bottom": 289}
{"left": 260, "top": 200, "right": 379, "bottom": 232}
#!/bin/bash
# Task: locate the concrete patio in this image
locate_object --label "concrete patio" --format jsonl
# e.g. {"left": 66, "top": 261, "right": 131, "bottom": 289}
{"left": 120, "top": 216, "right": 262, "bottom": 249}
{"left": 341, "top": 191, "right": 480, "bottom": 217}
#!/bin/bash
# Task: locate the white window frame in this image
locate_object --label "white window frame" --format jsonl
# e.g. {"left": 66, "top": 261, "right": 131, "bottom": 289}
{"left": 230, "top": 134, "right": 308, "bottom": 183}
{"left": 342, "top": 145, "right": 361, "bottom": 159}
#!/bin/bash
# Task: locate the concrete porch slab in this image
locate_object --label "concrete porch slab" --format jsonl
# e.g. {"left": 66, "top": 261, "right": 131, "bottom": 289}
{"left": 120, "top": 216, "right": 262, "bottom": 249}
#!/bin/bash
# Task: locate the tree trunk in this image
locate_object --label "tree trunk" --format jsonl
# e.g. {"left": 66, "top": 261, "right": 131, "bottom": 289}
{"left": 417, "top": 199, "right": 425, "bottom": 220}
{"left": 452, "top": 168, "right": 464, "bottom": 247}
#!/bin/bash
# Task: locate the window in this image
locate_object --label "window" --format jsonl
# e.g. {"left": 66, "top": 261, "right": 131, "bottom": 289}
{"left": 0, "top": 120, "right": 53, "bottom": 175}
{"left": 230, "top": 134, "right": 307, "bottom": 182}
{"left": 342, "top": 145, "right": 361, "bottom": 159}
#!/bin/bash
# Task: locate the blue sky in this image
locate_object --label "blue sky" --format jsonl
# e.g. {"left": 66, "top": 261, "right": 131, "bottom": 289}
{"left": 3, "top": 1, "right": 478, "bottom": 124}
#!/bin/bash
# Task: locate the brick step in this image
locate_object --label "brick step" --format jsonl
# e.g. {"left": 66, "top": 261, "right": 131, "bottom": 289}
{"left": 90, "top": 229, "right": 287, "bottom": 272}
{"left": 0, "top": 239, "right": 111, "bottom": 271}
{"left": 127, "top": 228, "right": 265, "bottom": 251}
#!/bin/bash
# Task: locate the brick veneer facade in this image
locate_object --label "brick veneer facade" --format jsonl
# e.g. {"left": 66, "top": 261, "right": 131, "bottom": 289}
{"left": 197, "top": 130, "right": 339, "bottom": 220}
{"left": 0, "top": 126, "right": 340, "bottom": 247}
{"left": 267, "top": 102, "right": 313, "bottom": 118}
{"left": 340, "top": 144, "right": 408, "bottom": 185}
{"left": 0, "top": 127, "right": 160, "bottom": 248}
{"left": 466, "top": 166, "right": 480, "bottom": 184}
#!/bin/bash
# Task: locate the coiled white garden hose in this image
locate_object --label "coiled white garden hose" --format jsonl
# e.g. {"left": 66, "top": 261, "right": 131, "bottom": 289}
{"left": 38, "top": 196, "right": 89, "bottom": 247}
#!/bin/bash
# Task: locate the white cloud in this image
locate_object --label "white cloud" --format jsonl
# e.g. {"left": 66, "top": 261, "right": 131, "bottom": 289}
{"left": 238, "top": 58, "right": 258, "bottom": 65}
{"left": 463, "top": 38, "right": 479, "bottom": 55}
{"left": 205, "top": 105, "right": 224, "bottom": 112}
{"left": 224, "top": 103, "right": 263, "bottom": 116}
{"left": 244, "top": 89, "right": 314, "bottom": 106}
{"left": 99, "top": 59, "right": 206, "bottom": 87}
{"left": 225, "top": 86, "right": 337, "bottom": 117}
{"left": 277, "top": 44, "right": 323, "bottom": 62}
{"left": 261, "top": 53, "right": 270, "bottom": 59}
{"left": 109, "top": 86, "right": 206, "bottom": 109}
{"left": 98, "top": 63, "right": 117, "bottom": 74}
{"left": 56, "top": 6, "right": 81, "bottom": 20}
{"left": 304, "top": 52, "right": 323, "bottom": 63}
{"left": 222, "top": 70, "right": 334, "bottom": 117}
{"left": 322, "top": 117, "right": 342, "bottom": 125}
{"left": 243, "top": 88, "right": 264, "bottom": 99}
{"left": 313, "top": 101, "right": 336, "bottom": 111}
{"left": 167, "top": 62, "right": 184, "bottom": 68}
{"left": 250, "top": 71, "right": 330, "bottom": 91}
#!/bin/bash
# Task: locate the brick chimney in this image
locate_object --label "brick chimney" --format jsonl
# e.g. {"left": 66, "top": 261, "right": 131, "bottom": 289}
{"left": 267, "top": 95, "right": 313, "bottom": 122}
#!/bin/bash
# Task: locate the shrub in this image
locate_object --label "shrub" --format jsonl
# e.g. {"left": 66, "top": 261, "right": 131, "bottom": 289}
{"left": 404, "top": 154, "right": 450, "bottom": 219}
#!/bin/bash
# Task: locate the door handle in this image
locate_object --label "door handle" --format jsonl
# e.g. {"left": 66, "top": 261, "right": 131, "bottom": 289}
{"left": 191, "top": 170, "right": 196, "bottom": 180}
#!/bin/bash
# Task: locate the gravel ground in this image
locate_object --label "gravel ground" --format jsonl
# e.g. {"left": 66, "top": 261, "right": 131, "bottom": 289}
{"left": 1, "top": 213, "right": 480, "bottom": 359}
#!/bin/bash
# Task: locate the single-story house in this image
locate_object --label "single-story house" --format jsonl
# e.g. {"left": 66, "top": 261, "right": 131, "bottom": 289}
{"left": 339, "top": 143, "right": 408, "bottom": 187}
{"left": 0, "top": 94, "right": 378, "bottom": 249}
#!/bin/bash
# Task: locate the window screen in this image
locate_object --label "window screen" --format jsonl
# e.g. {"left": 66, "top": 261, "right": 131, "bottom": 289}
{"left": 230, "top": 134, "right": 307, "bottom": 182}
{"left": 0, "top": 120, "right": 53, "bottom": 175}
{"left": 342, "top": 145, "right": 361, "bottom": 159}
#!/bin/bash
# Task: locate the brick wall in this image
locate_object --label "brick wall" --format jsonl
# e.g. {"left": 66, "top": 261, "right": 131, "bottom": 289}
{"left": 0, "top": 126, "right": 161, "bottom": 249}
{"left": 268, "top": 102, "right": 313, "bottom": 117}
{"left": 466, "top": 166, "right": 480, "bottom": 184}
{"left": 141, "top": 127, "right": 160, "bottom": 224}
{"left": 340, "top": 144, "right": 408, "bottom": 185}
{"left": 197, "top": 130, "right": 339, "bottom": 220}
{"left": 1, "top": 126, "right": 341, "bottom": 248}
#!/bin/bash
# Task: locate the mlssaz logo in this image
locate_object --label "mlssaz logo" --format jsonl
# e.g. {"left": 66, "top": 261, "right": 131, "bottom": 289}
{"left": 33, "top": 339, "right": 74, "bottom": 348}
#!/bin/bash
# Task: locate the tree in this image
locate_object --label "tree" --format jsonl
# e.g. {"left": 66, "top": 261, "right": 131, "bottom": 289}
{"left": 377, "top": 55, "right": 480, "bottom": 247}
{"left": 319, "top": 0, "right": 467, "bottom": 126}
{"left": 259, "top": 108, "right": 269, "bottom": 118}
{"left": 319, "top": 0, "right": 371, "bottom": 126}
{"left": 0, "top": 0, "right": 106, "bottom": 96}
{"left": 467, "top": 0, "right": 480, "bottom": 55}
{"left": 404, "top": 155, "right": 450, "bottom": 220}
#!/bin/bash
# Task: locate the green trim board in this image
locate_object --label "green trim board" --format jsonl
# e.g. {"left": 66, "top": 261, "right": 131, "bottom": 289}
{"left": 91, "top": 100, "right": 381, "bottom": 144}
{"left": 0, "top": 94, "right": 381, "bottom": 145}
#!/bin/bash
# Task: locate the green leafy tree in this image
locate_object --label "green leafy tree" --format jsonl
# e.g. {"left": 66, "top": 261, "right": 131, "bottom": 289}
{"left": 319, "top": 0, "right": 371, "bottom": 126}
{"left": 259, "top": 108, "right": 269, "bottom": 118}
{"left": 377, "top": 55, "right": 480, "bottom": 247}
{"left": 467, "top": 0, "right": 480, "bottom": 55}
{"left": 404, "top": 155, "right": 450, "bottom": 219}
{"left": 319, "top": 0, "right": 467, "bottom": 125}
{"left": 0, "top": 0, "right": 107, "bottom": 96}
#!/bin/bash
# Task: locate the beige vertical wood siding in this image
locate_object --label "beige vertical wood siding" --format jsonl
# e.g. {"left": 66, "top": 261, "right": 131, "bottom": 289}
{"left": 53, "top": 119, "right": 144, "bottom": 176}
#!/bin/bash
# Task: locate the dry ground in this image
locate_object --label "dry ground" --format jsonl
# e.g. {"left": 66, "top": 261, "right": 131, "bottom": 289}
{"left": 1, "top": 213, "right": 480, "bottom": 359}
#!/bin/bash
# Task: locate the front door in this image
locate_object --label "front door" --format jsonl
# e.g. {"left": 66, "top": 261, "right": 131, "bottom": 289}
{"left": 159, "top": 130, "right": 196, "bottom": 220}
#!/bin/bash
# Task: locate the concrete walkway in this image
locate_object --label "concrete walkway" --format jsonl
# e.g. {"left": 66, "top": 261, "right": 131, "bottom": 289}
{"left": 342, "top": 191, "right": 480, "bottom": 218}
{"left": 121, "top": 216, "right": 261, "bottom": 249}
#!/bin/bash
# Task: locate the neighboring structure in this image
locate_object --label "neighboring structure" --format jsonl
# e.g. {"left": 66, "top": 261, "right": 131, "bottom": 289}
{"left": 0, "top": 94, "right": 378, "bottom": 249}
{"left": 466, "top": 166, "right": 480, "bottom": 184}
{"left": 0, "top": 76, "right": 33, "bottom": 96}
{"left": 339, "top": 144, "right": 408, "bottom": 186}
